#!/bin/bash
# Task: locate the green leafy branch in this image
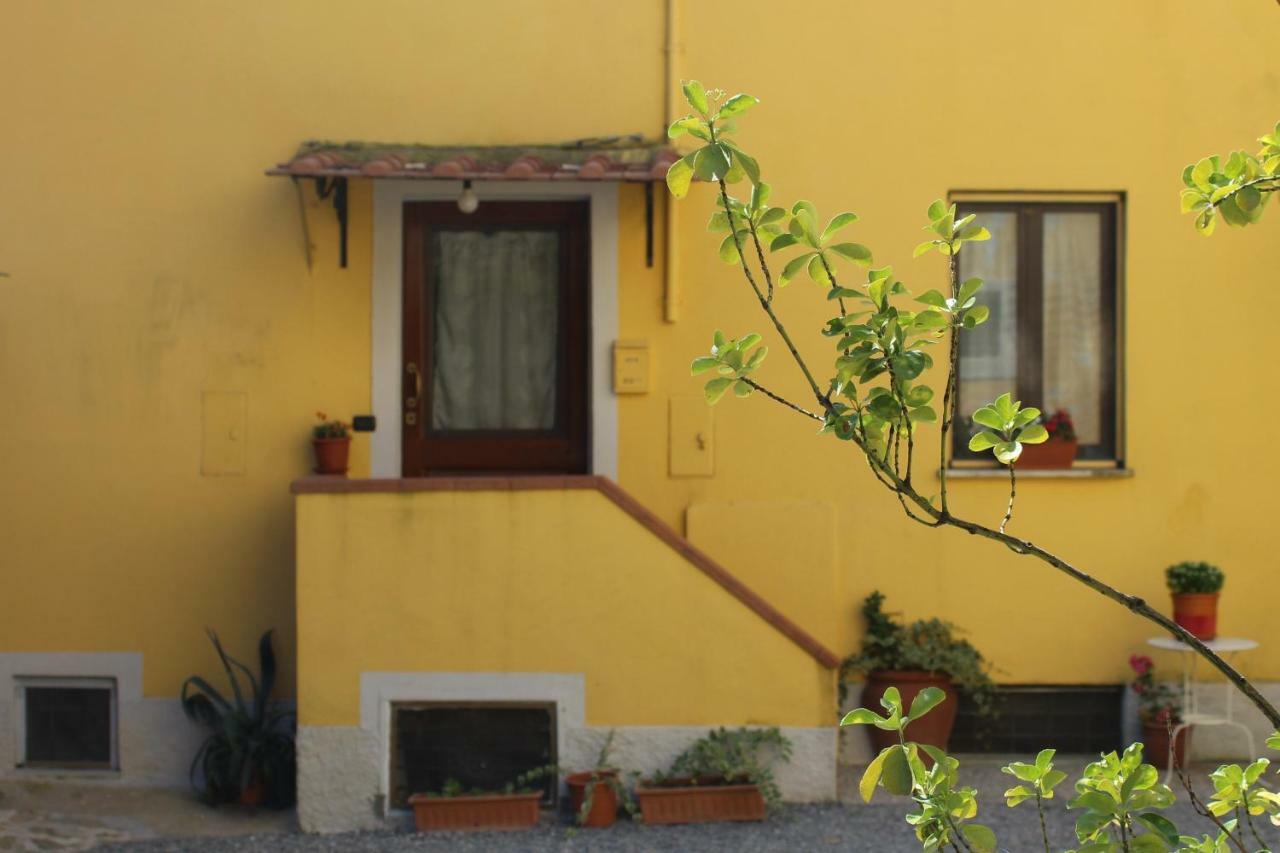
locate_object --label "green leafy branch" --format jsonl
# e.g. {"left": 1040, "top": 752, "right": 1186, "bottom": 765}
{"left": 1181, "top": 122, "right": 1280, "bottom": 235}
{"left": 1003, "top": 749, "right": 1068, "bottom": 853}
{"left": 666, "top": 79, "right": 1280, "bottom": 731}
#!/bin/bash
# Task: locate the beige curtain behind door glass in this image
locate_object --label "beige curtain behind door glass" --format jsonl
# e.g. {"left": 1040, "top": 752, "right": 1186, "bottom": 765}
{"left": 430, "top": 230, "right": 560, "bottom": 430}
{"left": 1042, "top": 212, "right": 1102, "bottom": 444}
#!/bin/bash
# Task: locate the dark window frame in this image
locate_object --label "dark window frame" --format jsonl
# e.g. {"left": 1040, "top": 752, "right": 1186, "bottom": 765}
{"left": 950, "top": 199, "right": 1122, "bottom": 465}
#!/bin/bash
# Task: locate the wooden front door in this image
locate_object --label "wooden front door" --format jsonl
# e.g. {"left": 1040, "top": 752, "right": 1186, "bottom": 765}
{"left": 401, "top": 200, "right": 590, "bottom": 476}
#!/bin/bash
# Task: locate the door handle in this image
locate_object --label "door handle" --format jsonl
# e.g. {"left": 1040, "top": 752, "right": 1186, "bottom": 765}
{"left": 406, "top": 362, "right": 422, "bottom": 406}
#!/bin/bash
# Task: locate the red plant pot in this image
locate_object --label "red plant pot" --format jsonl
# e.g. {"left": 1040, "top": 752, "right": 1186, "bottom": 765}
{"left": 1016, "top": 438, "right": 1078, "bottom": 469}
{"left": 1142, "top": 722, "right": 1192, "bottom": 770}
{"left": 861, "top": 670, "right": 958, "bottom": 752}
{"left": 566, "top": 770, "right": 618, "bottom": 827}
{"left": 407, "top": 792, "right": 541, "bottom": 831}
{"left": 1172, "top": 592, "right": 1219, "bottom": 641}
{"left": 635, "top": 778, "right": 764, "bottom": 825}
{"left": 312, "top": 436, "right": 350, "bottom": 475}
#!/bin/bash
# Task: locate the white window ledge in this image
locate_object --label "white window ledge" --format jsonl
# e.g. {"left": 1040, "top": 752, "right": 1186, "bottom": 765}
{"left": 943, "top": 467, "right": 1134, "bottom": 479}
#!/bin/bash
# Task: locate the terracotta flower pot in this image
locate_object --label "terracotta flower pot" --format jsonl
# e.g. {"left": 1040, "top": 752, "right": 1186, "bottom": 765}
{"left": 312, "top": 436, "right": 350, "bottom": 475}
{"left": 566, "top": 770, "right": 618, "bottom": 827}
{"left": 861, "top": 670, "right": 958, "bottom": 752}
{"left": 407, "top": 791, "right": 541, "bottom": 831}
{"left": 238, "top": 774, "right": 266, "bottom": 807}
{"left": 1016, "top": 438, "right": 1078, "bottom": 469}
{"left": 1172, "top": 592, "right": 1219, "bottom": 641}
{"left": 635, "top": 778, "right": 764, "bottom": 825}
{"left": 1142, "top": 722, "right": 1191, "bottom": 770}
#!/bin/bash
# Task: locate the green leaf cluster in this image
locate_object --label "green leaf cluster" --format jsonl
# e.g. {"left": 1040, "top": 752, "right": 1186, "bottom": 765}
{"left": 656, "top": 726, "right": 793, "bottom": 808}
{"left": 1003, "top": 749, "right": 1068, "bottom": 807}
{"left": 666, "top": 81, "right": 760, "bottom": 198}
{"left": 768, "top": 201, "right": 872, "bottom": 286}
{"left": 840, "top": 592, "right": 995, "bottom": 719}
{"left": 1181, "top": 122, "right": 1280, "bottom": 235}
{"left": 967, "top": 392, "right": 1050, "bottom": 465}
{"left": 914, "top": 199, "right": 992, "bottom": 258}
{"left": 690, "top": 330, "right": 767, "bottom": 403}
{"left": 1164, "top": 561, "right": 1224, "bottom": 595}
{"left": 842, "top": 686, "right": 995, "bottom": 852}
{"left": 707, "top": 182, "right": 787, "bottom": 265}
{"left": 1067, "top": 744, "right": 1178, "bottom": 851}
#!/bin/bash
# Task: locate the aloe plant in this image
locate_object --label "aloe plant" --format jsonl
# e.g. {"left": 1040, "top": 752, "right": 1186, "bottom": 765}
{"left": 181, "top": 629, "right": 295, "bottom": 807}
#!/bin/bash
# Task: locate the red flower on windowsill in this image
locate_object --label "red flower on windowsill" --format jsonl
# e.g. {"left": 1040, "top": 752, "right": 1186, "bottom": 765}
{"left": 1041, "top": 409, "right": 1077, "bottom": 443}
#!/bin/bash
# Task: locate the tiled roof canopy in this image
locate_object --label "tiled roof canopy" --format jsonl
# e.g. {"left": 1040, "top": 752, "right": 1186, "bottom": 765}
{"left": 267, "top": 137, "right": 678, "bottom": 182}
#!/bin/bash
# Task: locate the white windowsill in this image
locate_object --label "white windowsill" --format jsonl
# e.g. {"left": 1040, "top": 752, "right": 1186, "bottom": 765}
{"left": 943, "top": 466, "right": 1133, "bottom": 479}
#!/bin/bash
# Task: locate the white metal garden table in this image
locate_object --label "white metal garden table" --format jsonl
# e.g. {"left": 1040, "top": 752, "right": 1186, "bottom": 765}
{"left": 1146, "top": 636, "right": 1258, "bottom": 783}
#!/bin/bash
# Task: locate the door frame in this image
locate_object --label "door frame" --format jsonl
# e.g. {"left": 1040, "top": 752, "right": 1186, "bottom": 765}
{"left": 371, "top": 181, "right": 619, "bottom": 479}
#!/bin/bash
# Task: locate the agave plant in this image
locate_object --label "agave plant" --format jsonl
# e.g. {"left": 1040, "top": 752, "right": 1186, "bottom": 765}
{"left": 181, "top": 629, "right": 295, "bottom": 807}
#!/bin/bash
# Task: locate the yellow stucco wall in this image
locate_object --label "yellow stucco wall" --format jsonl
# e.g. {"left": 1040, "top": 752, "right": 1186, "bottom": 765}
{"left": 295, "top": 488, "right": 833, "bottom": 727}
{"left": 3, "top": 0, "right": 1279, "bottom": 705}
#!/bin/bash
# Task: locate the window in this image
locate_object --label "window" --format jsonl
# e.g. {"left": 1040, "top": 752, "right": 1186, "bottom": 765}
{"left": 952, "top": 199, "right": 1121, "bottom": 464}
{"left": 17, "top": 677, "right": 117, "bottom": 770}
{"left": 389, "top": 703, "right": 556, "bottom": 808}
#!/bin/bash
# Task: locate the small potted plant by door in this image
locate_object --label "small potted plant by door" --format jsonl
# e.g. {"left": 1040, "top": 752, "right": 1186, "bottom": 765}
{"left": 565, "top": 730, "right": 634, "bottom": 828}
{"left": 636, "top": 727, "right": 790, "bottom": 825}
{"left": 840, "top": 592, "right": 995, "bottom": 753}
{"left": 1166, "top": 561, "right": 1224, "bottom": 641}
{"left": 408, "top": 768, "right": 550, "bottom": 831}
{"left": 1130, "top": 654, "right": 1189, "bottom": 769}
{"left": 1015, "top": 408, "right": 1078, "bottom": 469}
{"left": 312, "top": 412, "right": 351, "bottom": 475}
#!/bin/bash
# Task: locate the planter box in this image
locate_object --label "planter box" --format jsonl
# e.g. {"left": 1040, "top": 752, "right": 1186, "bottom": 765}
{"left": 1016, "top": 438, "right": 1077, "bottom": 470}
{"left": 407, "top": 792, "right": 541, "bottom": 831}
{"left": 635, "top": 779, "right": 764, "bottom": 825}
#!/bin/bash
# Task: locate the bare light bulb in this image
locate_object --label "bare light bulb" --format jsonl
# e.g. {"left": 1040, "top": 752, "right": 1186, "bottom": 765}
{"left": 457, "top": 180, "right": 479, "bottom": 214}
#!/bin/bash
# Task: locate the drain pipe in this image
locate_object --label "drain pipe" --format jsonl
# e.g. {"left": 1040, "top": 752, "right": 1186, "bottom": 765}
{"left": 662, "top": 0, "right": 680, "bottom": 323}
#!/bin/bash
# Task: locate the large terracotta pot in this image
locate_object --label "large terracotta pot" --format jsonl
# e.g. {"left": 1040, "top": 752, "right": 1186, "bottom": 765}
{"left": 566, "top": 770, "right": 618, "bottom": 828}
{"left": 861, "top": 670, "right": 958, "bottom": 752}
{"left": 407, "top": 792, "right": 541, "bottom": 831}
{"left": 312, "top": 436, "right": 350, "bottom": 475}
{"left": 1016, "top": 439, "right": 1078, "bottom": 470}
{"left": 1172, "top": 592, "right": 1219, "bottom": 641}
{"left": 635, "top": 778, "right": 764, "bottom": 825}
{"left": 1143, "top": 722, "right": 1192, "bottom": 770}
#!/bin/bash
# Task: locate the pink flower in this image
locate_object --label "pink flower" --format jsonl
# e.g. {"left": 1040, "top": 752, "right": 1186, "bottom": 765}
{"left": 1129, "top": 654, "right": 1153, "bottom": 675}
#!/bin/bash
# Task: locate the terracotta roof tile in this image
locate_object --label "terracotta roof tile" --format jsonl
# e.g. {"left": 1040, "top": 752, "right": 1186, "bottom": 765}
{"left": 268, "top": 137, "right": 678, "bottom": 183}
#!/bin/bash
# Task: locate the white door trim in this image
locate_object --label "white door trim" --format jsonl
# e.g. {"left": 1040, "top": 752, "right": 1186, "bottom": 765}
{"left": 370, "top": 181, "right": 619, "bottom": 479}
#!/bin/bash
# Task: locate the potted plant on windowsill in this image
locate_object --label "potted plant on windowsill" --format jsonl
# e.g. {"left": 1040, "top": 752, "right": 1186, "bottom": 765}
{"left": 311, "top": 412, "right": 351, "bottom": 475}
{"left": 1130, "top": 654, "right": 1189, "bottom": 770}
{"left": 840, "top": 592, "right": 994, "bottom": 753}
{"left": 407, "top": 768, "right": 551, "bottom": 831}
{"left": 1166, "top": 560, "right": 1224, "bottom": 641}
{"left": 635, "top": 727, "right": 791, "bottom": 824}
{"left": 565, "top": 730, "right": 635, "bottom": 828}
{"left": 1015, "top": 408, "right": 1078, "bottom": 469}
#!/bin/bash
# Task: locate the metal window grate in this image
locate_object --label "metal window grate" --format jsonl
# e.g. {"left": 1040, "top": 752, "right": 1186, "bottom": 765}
{"left": 389, "top": 703, "right": 556, "bottom": 809}
{"left": 20, "top": 678, "right": 116, "bottom": 769}
{"left": 950, "top": 685, "right": 1124, "bottom": 754}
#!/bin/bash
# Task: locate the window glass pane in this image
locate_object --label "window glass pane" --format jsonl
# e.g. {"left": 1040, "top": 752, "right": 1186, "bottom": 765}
{"left": 957, "top": 212, "right": 1018, "bottom": 435}
{"left": 430, "top": 230, "right": 560, "bottom": 430}
{"left": 1042, "top": 212, "right": 1104, "bottom": 445}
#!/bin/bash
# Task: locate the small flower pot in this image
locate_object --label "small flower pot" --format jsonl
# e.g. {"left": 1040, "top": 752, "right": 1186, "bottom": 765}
{"left": 1142, "top": 722, "right": 1192, "bottom": 770}
{"left": 312, "top": 436, "right": 350, "bottom": 475}
{"left": 1016, "top": 438, "right": 1078, "bottom": 470}
{"left": 566, "top": 770, "right": 618, "bottom": 828}
{"left": 407, "top": 792, "right": 541, "bottom": 831}
{"left": 1172, "top": 592, "right": 1219, "bottom": 641}
{"left": 635, "top": 778, "right": 764, "bottom": 825}
{"left": 861, "top": 670, "right": 957, "bottom": 752}
{"left": 238, "top": 775, "right": 266, "bottom": 807}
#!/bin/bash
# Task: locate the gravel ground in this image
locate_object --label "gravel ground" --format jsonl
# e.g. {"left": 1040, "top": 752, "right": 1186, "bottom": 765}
{"left": 92, "top": 759, "right": 1280, "bottom": 852}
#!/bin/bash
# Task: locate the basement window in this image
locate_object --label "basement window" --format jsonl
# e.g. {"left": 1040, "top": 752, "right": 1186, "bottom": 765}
{"left": 389, "top": 703, "right": 556, "bottom": 809}
{"left": 17, "top": 677, "right": 117, "bottom": 770}
{"left": 950, "top": 684, "right": 1124, "bottom": 754}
